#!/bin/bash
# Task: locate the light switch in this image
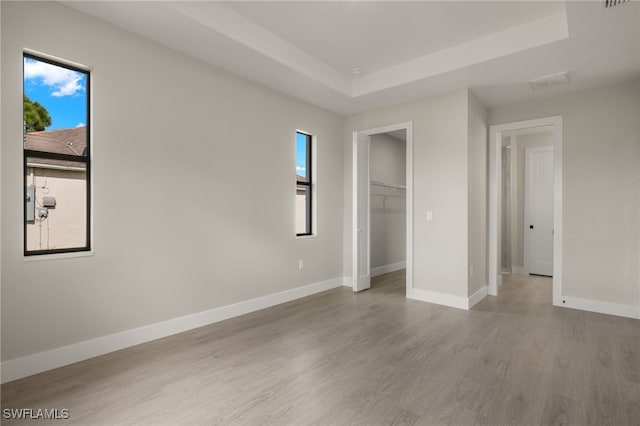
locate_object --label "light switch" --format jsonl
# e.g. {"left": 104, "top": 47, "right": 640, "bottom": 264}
{"left": 426, "top": 211, "right": 433, "bottom": 221}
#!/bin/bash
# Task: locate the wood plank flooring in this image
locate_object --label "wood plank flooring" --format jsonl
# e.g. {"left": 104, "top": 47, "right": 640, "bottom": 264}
{"left": 2, "top": 271, "right": 639, "bottom": 425}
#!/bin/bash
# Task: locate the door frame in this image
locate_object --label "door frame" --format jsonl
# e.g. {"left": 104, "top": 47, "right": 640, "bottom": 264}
{"left": 353, "top": 133, "right": 372, "bottom": 292}
{"left": 523, "top": 146, "right": 554, "bottom": 276}
{"left": 488, "top": 116, "right": 563, "bottom": 306}
{"left": 352, "top": 122, "right": 413, "bottom": 295}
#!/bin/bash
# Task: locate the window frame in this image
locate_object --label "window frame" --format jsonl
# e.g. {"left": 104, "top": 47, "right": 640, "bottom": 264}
{"left": 296, "top": 131, "right": 313, "bottom": 237}
{"left": 23, "top": 52, "right": 91, "bottom": 256}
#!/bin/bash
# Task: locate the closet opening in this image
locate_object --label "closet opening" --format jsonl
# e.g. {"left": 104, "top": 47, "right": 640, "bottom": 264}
{"left": 352, "top": 122, "right": 413, "bottom": 296}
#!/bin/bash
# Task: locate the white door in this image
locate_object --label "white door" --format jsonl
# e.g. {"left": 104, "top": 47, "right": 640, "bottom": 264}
{"left": 524, "top": 147, "right": 554, "bottom": 276}
{"left": 353, "top": 133, "right": 371, "bottom": 292}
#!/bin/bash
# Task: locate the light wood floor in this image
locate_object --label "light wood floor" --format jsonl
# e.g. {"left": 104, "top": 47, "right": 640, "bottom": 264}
{"left": 2, "top": 272, "right": 639, "bottom": 425}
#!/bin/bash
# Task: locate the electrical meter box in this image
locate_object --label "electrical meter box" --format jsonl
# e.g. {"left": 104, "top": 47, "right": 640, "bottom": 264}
{"left": 26, "top": 185, "right": 35, "bottom": 222}
{"left": 42, "top": 196, "right": 56, "bottom": 208}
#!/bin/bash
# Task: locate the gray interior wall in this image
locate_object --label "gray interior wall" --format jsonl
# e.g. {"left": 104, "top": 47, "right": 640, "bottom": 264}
{"left": 489, "top": 80, "right": 640, "bottom": 307}
{"left": 370, "top": 133, "right": 406, "bottom": 269}
{"left": 0, "top": 2, "right": 3, "bottom": 362}
{"left": 344, "top": 90, "right": 471, "bottom": 298}
{"left": 1, "top": 1, "right": 344, "bottom": 361}
{"left": 467, "top": 91, "right": 487, "bottom": 296}
{"left": 501, "top": 142, "right": 512, "bottom": 272}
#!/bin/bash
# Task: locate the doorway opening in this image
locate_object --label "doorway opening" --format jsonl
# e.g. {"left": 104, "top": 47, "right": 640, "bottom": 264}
{"left": 489, "top": 116, "right": 563, "bottom": 306}
{"left": 352, "top": 122, "right": 413, "bottom": 296}
{"left": 501, "top": 130, "right": 554, "bottom": 276}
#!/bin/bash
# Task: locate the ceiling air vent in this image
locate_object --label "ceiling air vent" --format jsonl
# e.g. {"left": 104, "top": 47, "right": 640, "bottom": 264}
{"left": 603, "top": 0, "right": 630, "bottom": 8}
{"left": 528, "top": 71, "right": 570, "bottom": 91}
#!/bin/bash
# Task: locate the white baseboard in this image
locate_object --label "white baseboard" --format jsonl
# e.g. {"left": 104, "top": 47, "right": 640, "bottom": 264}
{"left": 408, "top": 288, "right": 465, "bottom": 310}
{"left": 1, "top": 277, "right": 343, "bottom": 384}
{"left": 468, "top": 286, "right": 488, "bottom": 309}
{"left": 342, "top": 260, "right": 406, "bottom": 288}
{"left": 408, "top": 285, "right": 488, "bottom": 311}
{"left": 559, "top": 296, "right": 640, "bottom": 320}
{"left": 370, "top": 261, "right": 406, "bottom": 278}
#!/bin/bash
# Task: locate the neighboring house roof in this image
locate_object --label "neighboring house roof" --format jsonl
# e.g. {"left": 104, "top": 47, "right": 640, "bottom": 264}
{"left": 296, "top": 174, "right": 308, "bottom": 184}
{"left": 25, "top": 127, "right": 87, "bottom": 169}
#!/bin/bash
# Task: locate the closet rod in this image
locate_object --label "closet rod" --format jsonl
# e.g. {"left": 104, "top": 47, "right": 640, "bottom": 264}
{"left": 370, "top": 180, "right": 406, "bottom": 190}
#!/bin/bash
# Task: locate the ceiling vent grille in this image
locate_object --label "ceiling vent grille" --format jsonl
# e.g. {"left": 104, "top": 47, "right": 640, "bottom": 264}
{"left": 603, "top": 0, "right": 630, "bottom": 9}
{"left": 528, "top": 71, "right": 570, "bottom": 91}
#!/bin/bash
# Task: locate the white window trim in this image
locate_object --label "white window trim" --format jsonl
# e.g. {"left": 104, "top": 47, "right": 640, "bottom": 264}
{"left": 24, "top": 250, "right": 94, "bottom": 262}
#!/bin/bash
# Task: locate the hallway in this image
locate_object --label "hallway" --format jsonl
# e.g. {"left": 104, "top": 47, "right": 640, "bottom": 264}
{"left": 475, "top": 273, "right": 552, "bottom": 315}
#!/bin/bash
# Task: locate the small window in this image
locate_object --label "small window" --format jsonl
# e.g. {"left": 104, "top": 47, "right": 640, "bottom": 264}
{"left": 296, "top": 131, "right": 312, "bottom": 236}
{"left": 23, "top": 53, "right": 90, "bottom": 255}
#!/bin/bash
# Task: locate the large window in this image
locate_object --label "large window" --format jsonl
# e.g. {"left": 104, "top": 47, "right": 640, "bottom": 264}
{"left": 23, "top": 53, "right": 90, "bottom": 255}
{"left": 296, "top": 131, "right": 312, "bottom": 236}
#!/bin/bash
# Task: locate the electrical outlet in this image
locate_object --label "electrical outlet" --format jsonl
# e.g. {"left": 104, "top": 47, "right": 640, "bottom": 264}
{"left": 426, "top": 211, "right": 433, "bottom": 221}
{"left": 298, "top": 260, "right": 304, "bottom": 270}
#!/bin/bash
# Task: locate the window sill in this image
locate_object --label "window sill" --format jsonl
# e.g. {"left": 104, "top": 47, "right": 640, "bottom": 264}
{"left": 24, "top": 250, "right": 94, "bottom": 262}
{"left": 296, "top": 234, "right": 317, "bottom": 240}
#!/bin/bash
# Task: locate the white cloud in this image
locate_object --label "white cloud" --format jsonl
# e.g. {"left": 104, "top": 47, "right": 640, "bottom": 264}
{"left": 76, "top": 123, "right": 85, "bottom": 128}
{"left": 296, "top": 166, "right": 306, "bottom": 174}
{"left": 24, "top": 58, "right": 84, "bottom": 97}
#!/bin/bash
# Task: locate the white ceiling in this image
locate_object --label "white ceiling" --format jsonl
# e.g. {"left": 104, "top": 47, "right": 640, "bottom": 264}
{"left": 385, "top": 129, "right": 407, "bottom": 142}
{"left": 224, "top": 1, "right": 566, "bottom": 75}
{"left": 63, "top": 1, "right": 640, "bottom": 115}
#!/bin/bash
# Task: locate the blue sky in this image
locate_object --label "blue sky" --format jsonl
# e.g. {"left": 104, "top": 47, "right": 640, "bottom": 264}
{"left": 296, "top": 132, "right": 307, "bottom": 178}
{"left": 24, "top": 57, "right": 87, "bottom": 130}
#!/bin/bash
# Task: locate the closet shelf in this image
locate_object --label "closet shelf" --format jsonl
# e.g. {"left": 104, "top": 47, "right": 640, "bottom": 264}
{"left": 370, "top": 180, "right": 406, "bottom": 190}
